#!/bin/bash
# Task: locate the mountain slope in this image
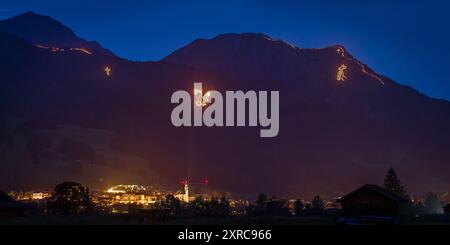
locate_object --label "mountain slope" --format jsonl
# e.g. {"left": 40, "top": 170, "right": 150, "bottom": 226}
{"left": 163, "top": 33, "right": 450, "bottom": 130}
{"left": 0, "top": 11, "right": 115, "bottom": 56}
{"left": 1, "top": 17, "right": 450, "bottom": 198}
{"left": 163, "top": 33, "right": 450, "bottom": 195}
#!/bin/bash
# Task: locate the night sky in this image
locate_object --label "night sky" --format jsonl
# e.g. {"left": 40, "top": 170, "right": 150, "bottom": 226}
{"left": 1, "top": 0, "right": 449, "bottom": 100}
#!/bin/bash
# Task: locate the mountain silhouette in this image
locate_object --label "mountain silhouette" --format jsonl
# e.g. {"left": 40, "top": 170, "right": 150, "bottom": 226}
{"left": 1, "top": 12, "right": 450, "bottom": 198}
{"left": 0, "top": 11, "right": 114, "bottom": 56}
{"left": 164, "top": 32, "right": 450, "bottom": 140}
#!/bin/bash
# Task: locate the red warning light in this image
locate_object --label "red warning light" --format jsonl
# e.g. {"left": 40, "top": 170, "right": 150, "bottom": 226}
{"left": 203, "top": 178, "right": 209, "bottom": 185}
{"left": 181, "top": 179, "right": 187, "bottom": 186}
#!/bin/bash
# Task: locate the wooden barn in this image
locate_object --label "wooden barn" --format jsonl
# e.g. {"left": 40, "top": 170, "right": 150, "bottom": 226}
{"left": 337, "top": 184, "right": 411, "bottom": 217}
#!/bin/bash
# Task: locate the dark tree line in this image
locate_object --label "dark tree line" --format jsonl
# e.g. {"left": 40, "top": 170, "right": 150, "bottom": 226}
{"left": 383, "top": 167, "right": 444, "bottom": 214}
{"left": 37, "top": 167, "right": 446, "bottom": 218}
{"left": 47, "top": 181, "right": 92, "bottom": 215}
{"left": 161, "top": 194, "right": 231, "bottom": 218}
{"left": 246, "top": 193, "right": 325, "bottom": 217}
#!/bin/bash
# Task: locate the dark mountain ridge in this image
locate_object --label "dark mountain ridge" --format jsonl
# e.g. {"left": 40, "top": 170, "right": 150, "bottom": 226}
{"left": 1, "top": 13, "right": 450, "bottom": 198}
{"left": 0, "top": 11, "right": 115, "bottom": 56}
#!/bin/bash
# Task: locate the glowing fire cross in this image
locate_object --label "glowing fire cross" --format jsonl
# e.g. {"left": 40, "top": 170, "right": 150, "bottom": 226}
{"left": 104, "top": 66, "right": 111, "bottom": 76}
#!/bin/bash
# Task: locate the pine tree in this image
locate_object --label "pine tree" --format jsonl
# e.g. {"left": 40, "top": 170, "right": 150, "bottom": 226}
{"left": 311, "top": 196, "right": 324, "bottom": 215}
{"left": 256, "top": 193, "right": 267, "bottom": 207}
{"left": 383, "top": 167, "right": 408, "bottom": 198}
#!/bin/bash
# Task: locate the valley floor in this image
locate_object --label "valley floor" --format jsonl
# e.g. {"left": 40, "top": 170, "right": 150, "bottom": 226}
{"left": 1, "top": 215, "right": 450, "bottom": 225}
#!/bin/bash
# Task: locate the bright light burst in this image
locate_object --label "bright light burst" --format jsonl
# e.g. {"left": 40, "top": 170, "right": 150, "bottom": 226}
{"left": 194, "top": 88, "right": 212, "bottom": 107}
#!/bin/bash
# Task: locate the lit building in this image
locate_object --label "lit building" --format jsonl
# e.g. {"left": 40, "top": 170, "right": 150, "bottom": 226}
{"left": 31, "top": 192, "right": 50, "bottom": 200}
{"left": 106, "top": 185, "right": 146, "bottom": 194}
{"left": 112, "top": 194, "right": 157, "bottom": 205}
{"left": 92, "top": 185, "right": 162, "bottom": 211}
{"left": 12, "top": 191, "right": 51, "bottom": 201}
{"left": 175, "top": 181, "right": 190, "bottom": 202}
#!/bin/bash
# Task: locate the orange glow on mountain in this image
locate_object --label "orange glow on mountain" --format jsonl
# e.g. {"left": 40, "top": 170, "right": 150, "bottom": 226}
{"left": 194, "top": 88, "right": 212, "bottom": 107}
{"left": 336, "top": 47, "right": 345, "bottom": 57}
{"left": 104, "top": 66, "right": 111, "bottom": 76}
{"left": 337, "top": 64, "right": 347, "bottom": 81}
{"left": 336, "top": 46, "right": 384, "bottom": 85}
{"left": 70, "top": 47, "right": 92, "bottom": 55}
{"left": 35, "top": 44, "right": 92, "bottom": 55}
{"left": 361, "top": 64, "right": 385, "bottom": 85}
{"left": 35, "top": 44, "right": 48, "bottom": 49}
{"left": 35, "top": 44, "right": 64, "bottom": 52}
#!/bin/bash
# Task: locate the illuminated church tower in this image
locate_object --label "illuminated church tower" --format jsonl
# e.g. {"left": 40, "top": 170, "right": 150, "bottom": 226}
{"left": 184, "top": 180, "right": 189, "bottom": 202}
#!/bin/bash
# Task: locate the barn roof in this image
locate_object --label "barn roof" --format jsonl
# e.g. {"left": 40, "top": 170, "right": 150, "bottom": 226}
{"left": 337, "top": 184, "right": 410, "bottom": 204}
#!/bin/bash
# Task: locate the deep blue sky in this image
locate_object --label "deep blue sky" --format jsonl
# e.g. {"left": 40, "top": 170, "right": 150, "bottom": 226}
{"left": 1, "top": 0, "right": 450, "bottom": 100}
